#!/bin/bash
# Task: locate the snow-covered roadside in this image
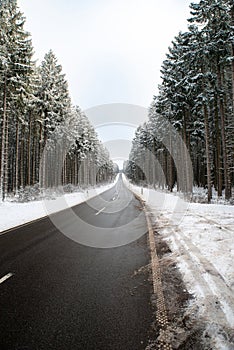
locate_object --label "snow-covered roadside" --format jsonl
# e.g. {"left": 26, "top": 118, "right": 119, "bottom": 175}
{"left": 0, "top": 176, "right": 118, "bottom": 233}
{"left": 123, "top": 175, "right": 234, "bottom": 349}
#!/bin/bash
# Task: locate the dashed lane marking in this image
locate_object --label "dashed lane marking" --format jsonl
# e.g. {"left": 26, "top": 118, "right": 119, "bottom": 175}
{"left": 0, "top": 273, "right": 13, "bottom": 285}
{"left": 95, "top": 207, "right": 106, "bottom": 216}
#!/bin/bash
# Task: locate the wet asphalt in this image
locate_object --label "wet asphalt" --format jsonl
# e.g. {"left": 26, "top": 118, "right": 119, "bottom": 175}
{"left": 0, "top": 175, "right": 153, "bottom": 350}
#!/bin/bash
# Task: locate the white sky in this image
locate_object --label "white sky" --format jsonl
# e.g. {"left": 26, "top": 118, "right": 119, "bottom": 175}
{"left": 18, "top": 0, "right": 192, "bottom": 168}
{"left": 18, "top": 0, "right": 192, "bottom": 109}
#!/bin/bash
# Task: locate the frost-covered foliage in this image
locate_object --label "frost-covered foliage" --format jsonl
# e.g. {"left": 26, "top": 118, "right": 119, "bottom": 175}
{"left": 125, "top": 0, "right": 234, "bottom": 203}
{"left": 17, "top": 184, "right": 41, "bottom": 202}
{"left": 0, "top": 0, "right": 35, "bottom": 201}
{"left": 0, "top": 0, "right": 114, "bottom": 201}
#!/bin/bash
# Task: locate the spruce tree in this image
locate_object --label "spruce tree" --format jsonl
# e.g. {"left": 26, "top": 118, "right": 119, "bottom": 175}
{"left": 0, "top": 0, "right": 34, "bottom": 200}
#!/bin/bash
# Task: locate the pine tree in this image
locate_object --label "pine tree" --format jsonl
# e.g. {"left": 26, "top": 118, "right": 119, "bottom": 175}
{"left": 0, "top": 0, "right": 34, "bottom": 200}
{"left": 36, "top": 50, "right": 71, "bottom": 188}
{"left": 189, "top": 0, "right": 233, "bottom": 199}
{"left": 126, "top": 0, "right": 233, "bottom": 202}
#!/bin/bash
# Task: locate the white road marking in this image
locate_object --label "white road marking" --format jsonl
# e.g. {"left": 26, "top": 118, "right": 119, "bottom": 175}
{"left": 0, "top": 216, "right": 47, "bottom": 236}
{"left": 0, "top": 273, "right": 13, "bottom": 285}
{"left": 95, "top": 207, "right": 106, "bottom": 216}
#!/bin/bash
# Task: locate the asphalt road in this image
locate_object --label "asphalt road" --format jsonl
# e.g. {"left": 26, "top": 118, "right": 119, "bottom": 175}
{"left": 0, "top": 175, "right": 153, "bottom": 350}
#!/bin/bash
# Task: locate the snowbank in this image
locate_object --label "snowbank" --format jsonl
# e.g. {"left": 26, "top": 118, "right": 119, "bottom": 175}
{"left": 123, "top": 175, "right": 234, "bottom": 349}
{"left": 0, "top": 177, "right": 118, "bottom": 233}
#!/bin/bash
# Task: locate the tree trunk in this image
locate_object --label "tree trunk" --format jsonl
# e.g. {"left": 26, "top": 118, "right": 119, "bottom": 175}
{"left": 32, "top": 123, "right": 36, "bottom": 185}
{"left": 4, "top": 107, "right": 9, "bottom": 198}
{"left": 20, "top": 124, "right": 25, "bottom": 188}
{"left": 0, "top": 79, "right": 7, "bottom": 201}
{"left": 27, "top": 114, "right": 32, "bottom": 186}
{"left": 214, "top": 100, "right": 222, "bottom": 196}
{"left": 231, "top": 3, "right": 234, "bottom": 113}
{"left": 203, "top": 103, "right": 212, "bottom": 203}
{"left": 15, "top": 119, "right": 20, "bottom": 195}
{"left": 217, "top": 64, "right": 231, "bottom": 200}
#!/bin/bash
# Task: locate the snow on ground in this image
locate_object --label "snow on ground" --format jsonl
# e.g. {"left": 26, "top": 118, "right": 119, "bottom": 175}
{"left": 0, "top": 177, "right": 118, "bottom": 233}
{"left": 192, "top": 185, "right": 234, "bottom": 205}
{"left": 123, "top": 175, "right": 234, "bottom": 350}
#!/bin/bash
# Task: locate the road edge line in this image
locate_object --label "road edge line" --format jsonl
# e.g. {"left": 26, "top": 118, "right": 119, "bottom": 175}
{"left": 131, "top": 190, "right": 172, "bottom": 350}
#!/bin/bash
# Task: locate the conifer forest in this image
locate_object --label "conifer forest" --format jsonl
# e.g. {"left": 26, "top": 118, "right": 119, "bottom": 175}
{"left": 0, "top": 0, "right": 114, "bottom": 202}
{"left": 125, "top": 0, "right": 234, "bottom": 203}
{"left": 0, "top": 0, "right": 234, "bottom": 203}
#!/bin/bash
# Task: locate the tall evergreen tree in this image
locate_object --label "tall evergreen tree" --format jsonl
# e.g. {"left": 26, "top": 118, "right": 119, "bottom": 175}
{"left": 126, "top": 0, "right": 233, "bottom": 202}
{"left": 0, "top": 1, "right": 114, "bottom": 200}
{"left": 0, "top": 0, "right": 34, "bottom": 200}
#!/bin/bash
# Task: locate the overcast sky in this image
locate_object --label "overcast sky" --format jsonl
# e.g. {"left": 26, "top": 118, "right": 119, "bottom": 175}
{"left": 18, "top": 0, "right": 192, "bottom": 109}
{"left": 17, "top": 0, "right": 192, "bottom": 167}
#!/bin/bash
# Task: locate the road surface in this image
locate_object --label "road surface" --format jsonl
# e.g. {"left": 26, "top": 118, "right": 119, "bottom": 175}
{"left": 0, "top": 175, "right": 153, "bottom": 350}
